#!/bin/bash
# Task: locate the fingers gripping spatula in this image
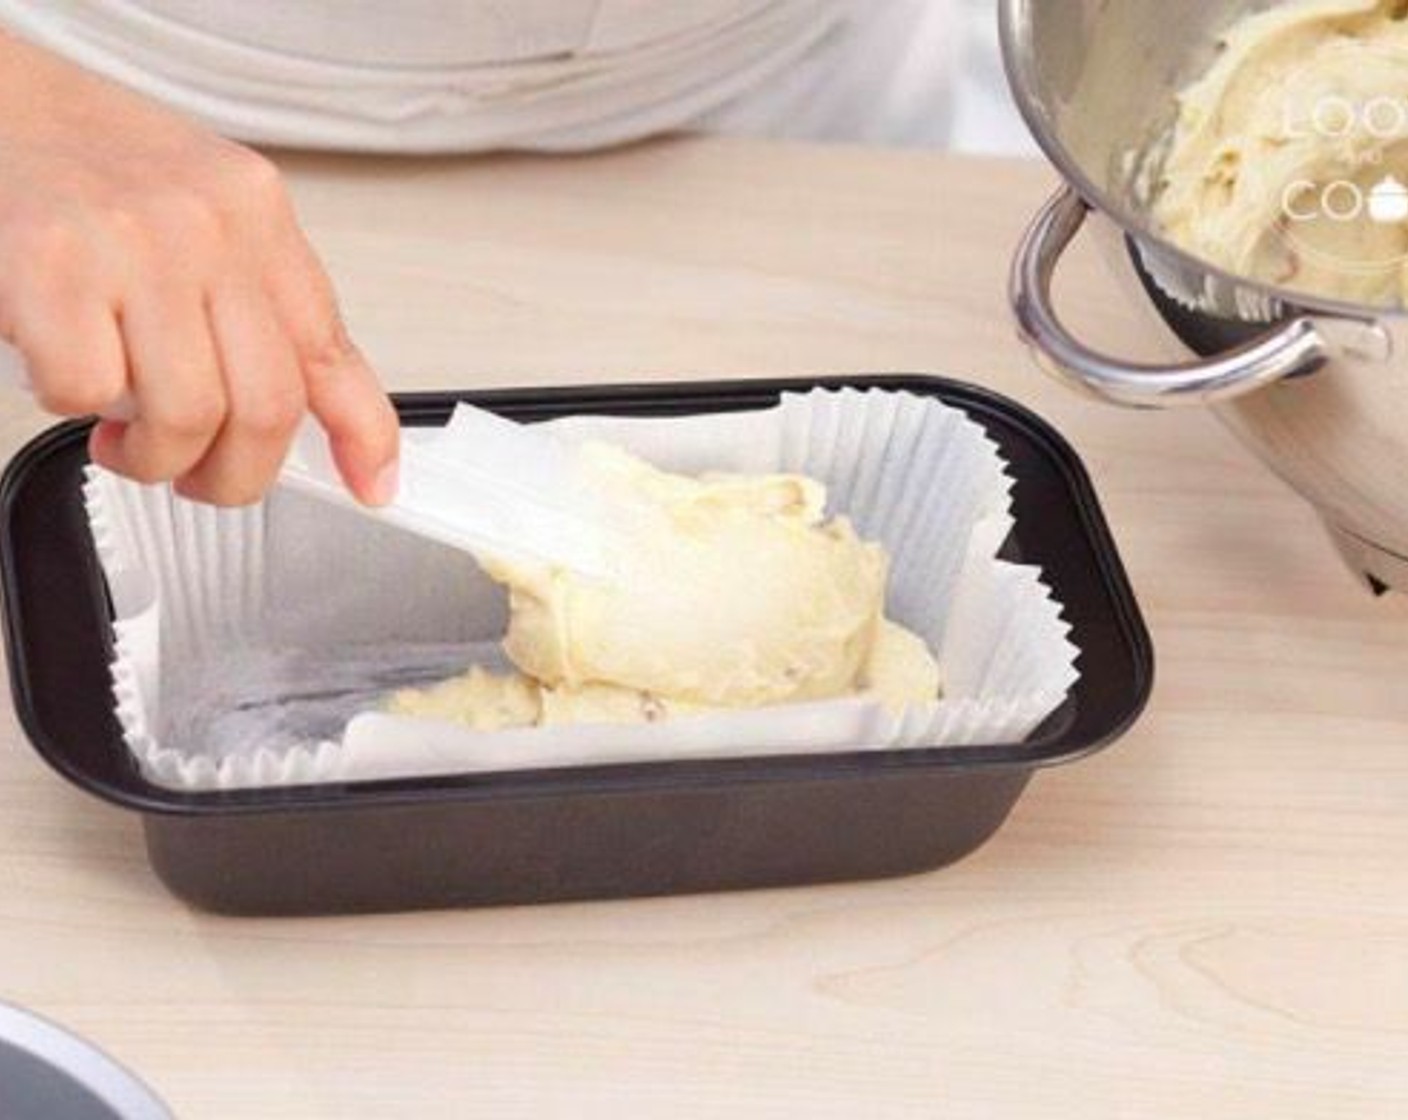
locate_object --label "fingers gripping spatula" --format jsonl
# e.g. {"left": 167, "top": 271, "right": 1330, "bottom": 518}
{"left": 279, "top": 403, "right": 634, "bottom": 580}
{"left": 0, "top": 339, "right": 620, "bottom": 575}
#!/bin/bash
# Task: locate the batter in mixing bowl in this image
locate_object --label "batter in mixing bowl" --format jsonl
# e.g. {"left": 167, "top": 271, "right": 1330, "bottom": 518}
{"left": 1154, "top": 0, "right": 1408, "bottom": 306}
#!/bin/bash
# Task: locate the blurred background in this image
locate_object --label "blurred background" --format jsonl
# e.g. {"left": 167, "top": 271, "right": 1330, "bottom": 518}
{"left": 697, "top": 0, "right": 1036, "bottom": 154}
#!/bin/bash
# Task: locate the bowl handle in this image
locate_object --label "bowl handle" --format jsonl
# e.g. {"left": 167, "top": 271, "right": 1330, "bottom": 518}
{"left": 1010, "top": 187, "right": 1347, "bottom": 408}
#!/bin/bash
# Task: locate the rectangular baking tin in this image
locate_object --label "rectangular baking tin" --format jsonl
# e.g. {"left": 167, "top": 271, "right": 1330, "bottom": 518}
{"left": 0, "top": 376, "right": 1152, "bottom": 914}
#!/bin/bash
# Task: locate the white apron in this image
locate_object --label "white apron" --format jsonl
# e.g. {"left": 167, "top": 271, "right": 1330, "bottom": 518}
{"left": 0, "top": 0, "right": 963, "bottom": 151}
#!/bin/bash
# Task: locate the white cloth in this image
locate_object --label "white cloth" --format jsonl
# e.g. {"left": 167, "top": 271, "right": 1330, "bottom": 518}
{"left": 0, "top": 0, "right": 977, "bottom": 152}
{"left": 947, "top": 0, "right": 1036, "bottom": 156}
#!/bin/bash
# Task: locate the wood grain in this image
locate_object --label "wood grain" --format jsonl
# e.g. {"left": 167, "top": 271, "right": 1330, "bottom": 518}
{"left": 1, "top": 135, "right": 1406, "bottom": 1118}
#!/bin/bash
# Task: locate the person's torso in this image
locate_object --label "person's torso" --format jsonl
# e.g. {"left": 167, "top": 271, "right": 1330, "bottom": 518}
{"left": 0, "top": 0, "right": 959, "bottom": 152}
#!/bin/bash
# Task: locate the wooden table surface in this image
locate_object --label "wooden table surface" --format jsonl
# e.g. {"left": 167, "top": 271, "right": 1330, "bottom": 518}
{"left": 2, "top": 135, "right": 1406, "bottom": 1118}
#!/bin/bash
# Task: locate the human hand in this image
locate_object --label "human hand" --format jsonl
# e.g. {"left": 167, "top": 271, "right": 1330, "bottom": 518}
{"left": 0, "top": 32, "right": 399, "bottom": 505}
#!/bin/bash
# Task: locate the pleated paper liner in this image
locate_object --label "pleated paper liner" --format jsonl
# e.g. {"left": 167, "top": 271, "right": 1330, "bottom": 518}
{"left": 84, "top": 388, "right": 1081, "bottom": 790}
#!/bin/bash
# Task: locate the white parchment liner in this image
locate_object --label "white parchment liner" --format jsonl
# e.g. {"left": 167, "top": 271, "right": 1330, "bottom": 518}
{"left": 84, "top": 388, "right": 1081, "bottom": 790}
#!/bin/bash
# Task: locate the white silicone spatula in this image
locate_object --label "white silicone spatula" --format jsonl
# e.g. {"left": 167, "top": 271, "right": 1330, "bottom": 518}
{"left": 0, "top": 341, "right": 616, "bottom": 575}
{"left": 279, "top": 403, "right": 630, "bottom": 579}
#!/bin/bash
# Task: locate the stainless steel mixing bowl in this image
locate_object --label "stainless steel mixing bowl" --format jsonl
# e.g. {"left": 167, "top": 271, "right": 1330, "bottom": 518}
{"left": 1001, "top": 0, "right": 1408, "bottom": 591}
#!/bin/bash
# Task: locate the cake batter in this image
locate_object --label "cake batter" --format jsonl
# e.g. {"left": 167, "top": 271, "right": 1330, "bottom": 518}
{"left": 389, "top": 442, "right": 940, "bottom": 728}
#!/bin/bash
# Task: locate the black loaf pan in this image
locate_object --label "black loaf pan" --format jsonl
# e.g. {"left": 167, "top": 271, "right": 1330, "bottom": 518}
{"left": 0, "top": 376, "right": 1152, "bottom": 915}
